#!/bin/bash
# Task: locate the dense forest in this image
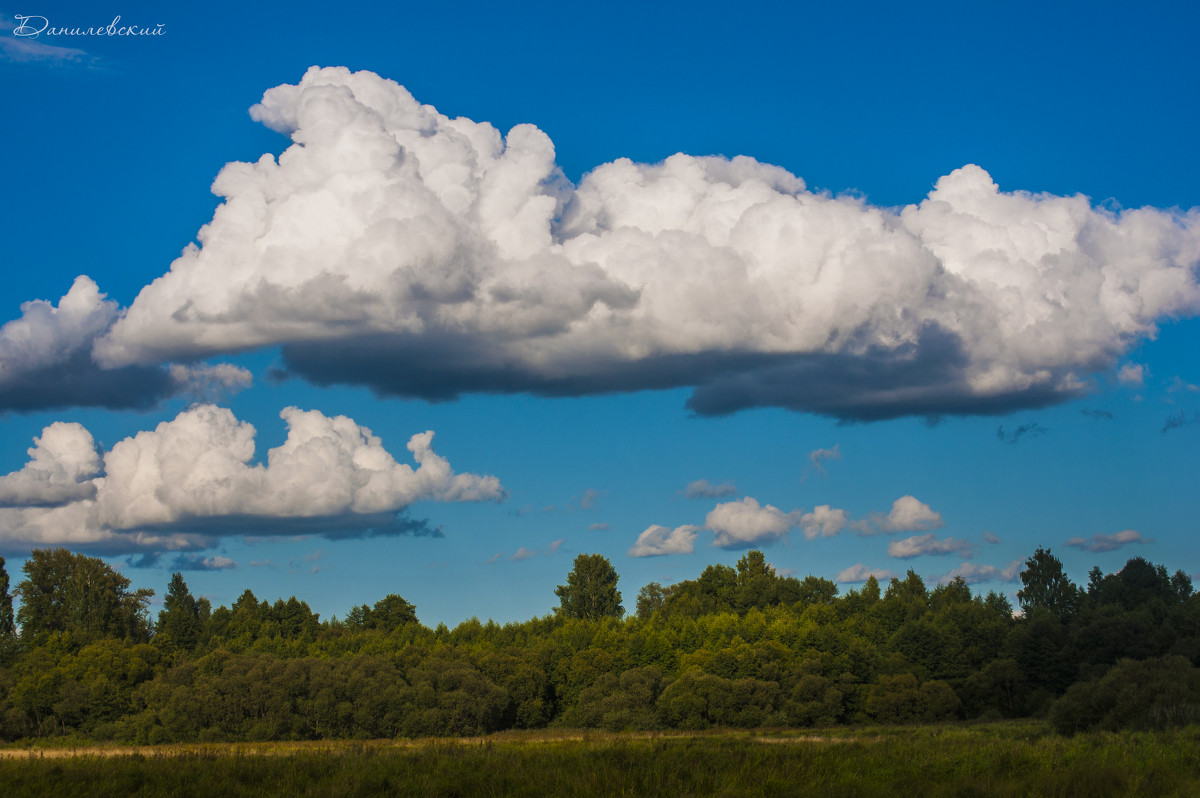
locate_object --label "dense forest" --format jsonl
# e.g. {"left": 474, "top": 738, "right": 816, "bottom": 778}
{"left": 0, "top": 547, "right": 1197, "bottom": 743}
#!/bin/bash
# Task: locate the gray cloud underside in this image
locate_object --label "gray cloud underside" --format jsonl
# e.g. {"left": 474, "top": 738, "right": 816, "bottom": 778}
{"left": 280, "top": 323, "right": 1074, "bottom": 420}
{"left": 0, "top": 347, "right": 174, "bottom": 413}
{"left": 126, "top": 510, "right": 442, "bottom": 541}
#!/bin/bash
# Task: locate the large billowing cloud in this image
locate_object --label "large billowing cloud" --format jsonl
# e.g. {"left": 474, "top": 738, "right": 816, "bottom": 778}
{"left": 0, "top": 404, "right": 504, "bottom": 553}
{"left": 0, "top": 277, "right": 250, "bottom": 412}
{"left": 35, "top": 65, "right": 1188, "bottom": 421}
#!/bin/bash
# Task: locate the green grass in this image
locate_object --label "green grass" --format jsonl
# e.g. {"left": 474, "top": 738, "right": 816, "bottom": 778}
{"left": 1, "top": 723, "right": 1197, "bottom": 796}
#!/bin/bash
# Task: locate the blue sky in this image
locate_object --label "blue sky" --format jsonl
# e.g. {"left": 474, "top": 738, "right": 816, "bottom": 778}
{"left": 2, "top": 0, "right": 1198, "bottom": 627}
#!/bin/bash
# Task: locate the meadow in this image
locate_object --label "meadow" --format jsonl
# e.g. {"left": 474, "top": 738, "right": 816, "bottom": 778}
{"left": 1, "top": 722, "right": 1198, "bottom": 797}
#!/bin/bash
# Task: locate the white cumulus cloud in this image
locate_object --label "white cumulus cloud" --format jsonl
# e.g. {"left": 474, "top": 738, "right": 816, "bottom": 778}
{"left": 41, "top": 65, "right": 1192, "bottom": 421}
{"left": 0, "top": 276, "right": 253, "bottom": 412}
{"left": 796, "top": 504, "right": 848, "bottom": 539}
{"left": 628, "top": 524, "right": 699, "bottom": 557}
{"left": 704, "top": 497, "right": 799, "bottom": 548}
{"left": 0, "top": 421, "right": 101, "bottom": 507}
{"left": 856, "top": 495, "right": 945, "bottom": 534}
{"left": 0, "top": 404, "right": 503, "bottom": 553}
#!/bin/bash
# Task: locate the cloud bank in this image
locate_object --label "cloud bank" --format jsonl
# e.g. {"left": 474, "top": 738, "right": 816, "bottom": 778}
{"left": 0, "top": 404, "right": 504, "bottom": 553}
{"left": 2, "top": 66, "right": 1188, "bottom": 419}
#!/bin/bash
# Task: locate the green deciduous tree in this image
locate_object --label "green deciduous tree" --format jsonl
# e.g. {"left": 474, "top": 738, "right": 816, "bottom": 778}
{"left": 16, "top": 549, "right": 154, "bottom": 643}
{"left": 555, "top": 554, "right": 624, "bottom": 621}
{"left": 635, "top": 582, "right": 671, "bottom": 619}
{"left": 0, "top": 556, "right": 14, "bottom": 636}
{"left": 1017, "top": 548, "right": 1079, "bottom": 623}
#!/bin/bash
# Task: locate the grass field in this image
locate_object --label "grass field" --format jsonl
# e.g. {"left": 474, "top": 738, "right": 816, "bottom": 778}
{"left": 1, "top": 723, "right": 1197, "bottom": 796}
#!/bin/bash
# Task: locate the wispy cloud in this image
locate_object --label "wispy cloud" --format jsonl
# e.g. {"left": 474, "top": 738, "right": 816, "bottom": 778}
{"left": 803, "top": 445, "right": 841, "bottom": 480}
{"left": 835, "top": 563, "right": 896, "bottom": 583}
{"left": 997, "top": 422, "right": 1048, "bottom": 444}
{"left": 1161, "top": 410, "right": 1200, "bottom": 433}
{"left": 887, "top": 533, "right": 972, "bottom": 559}
{"left": 0, "top": 16, "right": 97, "bottom": 67}
{"left": 489, "top": 538, "right": 568, "bottom": 563}
{"left": 577, "top": 488, "right": 604, "bottom": 510}
{"left": 1065, "top": 529, "right": 1153, "bottom": 553}
{"left": 939, "top": 560, "right": 1022, "bottom": 584}
{"left": 682, "top": 479, "right": 738, "bottom": 499}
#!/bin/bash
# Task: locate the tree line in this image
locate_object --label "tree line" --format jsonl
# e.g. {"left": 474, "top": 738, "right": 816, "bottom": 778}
{"left": 0, "top": 546, "right": 1196, "bottom": 742}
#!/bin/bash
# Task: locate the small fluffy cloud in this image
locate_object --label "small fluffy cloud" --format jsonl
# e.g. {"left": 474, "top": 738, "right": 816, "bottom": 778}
{"left": 0, "top": 404, "right": 503, "bottom": 553}
{"left": 168, "top": 363, "right": 253, "bottom": 399}
{"left": 796, "top": 505, "right": 848, "bottom": 540}
{"left": 705, "top": 497, "right": 799, "bottom": 549}
{"left": 855, "top": 495, "right": 944, "bottom": 535}
{"left": 49, "top": 66, "right": 1196, "bottom": 421}
{"left": 628, "top": 524, "right": 699, "bottom": 557}
{"left": 683, "top": 479, "right": 738, "bottom": 499}
{"left": 887, "top": 533, "right": 972, "bottom": 559}
{"left": 836, "top": 564, "right": 896, "bottom": 583}
{"left": 940, "top": 560, "right": 1023, "bottom": 584}
{"left": 807, "top": 445, "right": 841, "bottom": 475}
{"left": 1118, "top": 363, "right": 1146, "bottom": 387}
{"left": 1065, "top": 529, "right": 1153, "bottom": 553}
{"left": 578, "top": 488, "right": 604, "bottom": 510}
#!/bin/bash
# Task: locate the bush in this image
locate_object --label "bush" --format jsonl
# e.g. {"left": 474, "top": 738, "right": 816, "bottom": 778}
{"left": 1049, "top": 655, "right": 1200, "bottom": 734}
